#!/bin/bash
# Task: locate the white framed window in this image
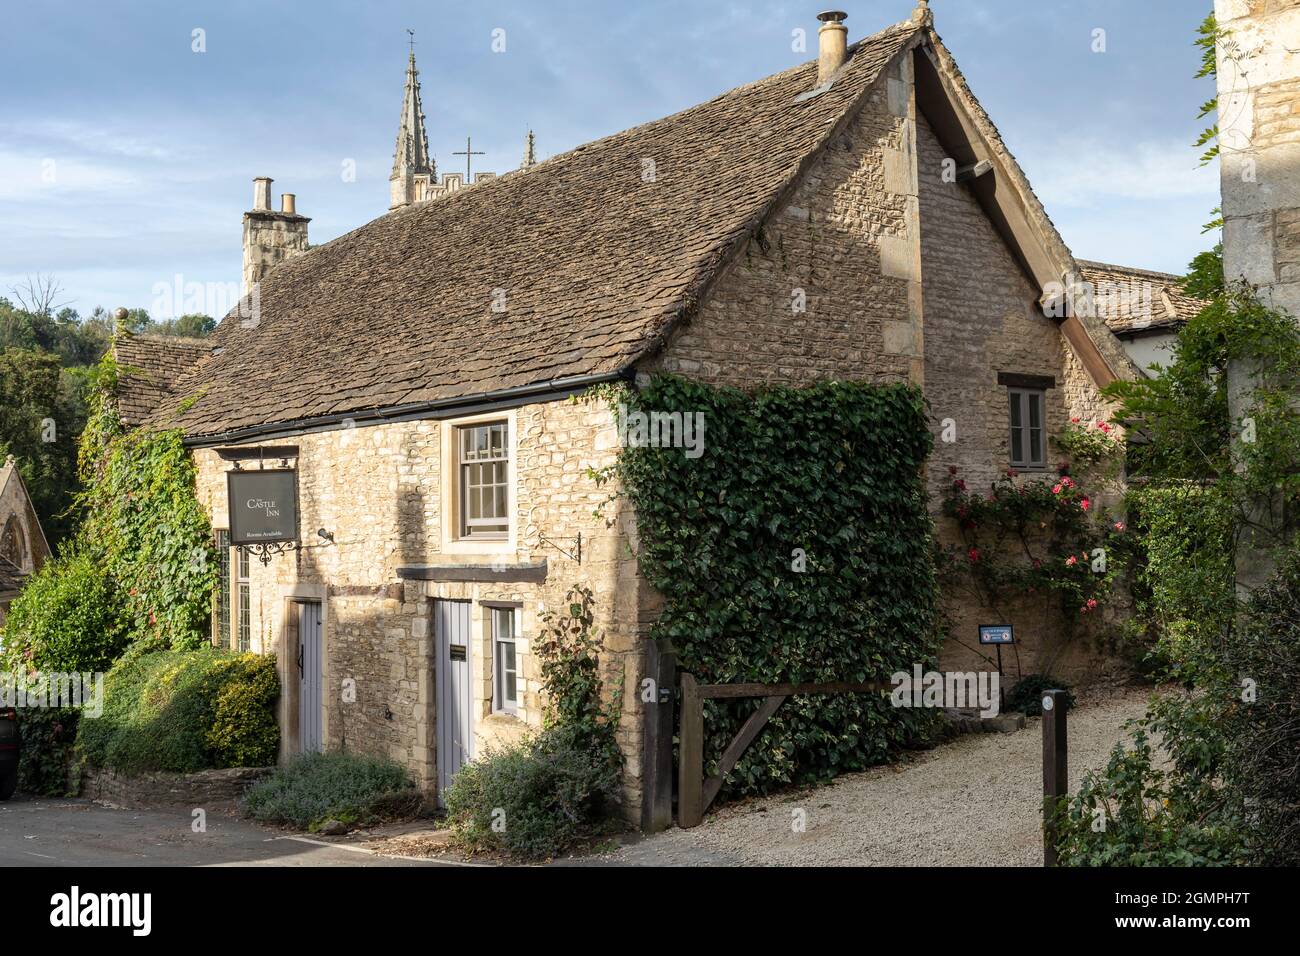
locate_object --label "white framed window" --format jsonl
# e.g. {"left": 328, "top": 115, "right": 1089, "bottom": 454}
{"left": 236, "top": 545, "right": 251, "bottom": 653}
{"left": 1008, "top": 388, "right": 1047, "bottom": 469}
{"left": 213, "top": 529, "right": 232, "bottom": 649}
{"left": 491, "top": 606, "right": 521, "bottom": 714}
{"left": 458, "top": 421, "right": 509, "bottom": 539}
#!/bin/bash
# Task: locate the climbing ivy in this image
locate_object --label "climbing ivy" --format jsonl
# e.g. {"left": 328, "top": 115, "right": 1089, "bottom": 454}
{"left": 2, "top": 346, "right": 217, "bottom": 667}
{"left": 602, "top": 375, "right": 940, "bottom": 796}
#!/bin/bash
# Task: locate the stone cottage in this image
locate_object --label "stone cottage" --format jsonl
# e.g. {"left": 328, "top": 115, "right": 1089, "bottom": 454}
{"left": 119, "top": 3, "right": 1174, "bottom": 823}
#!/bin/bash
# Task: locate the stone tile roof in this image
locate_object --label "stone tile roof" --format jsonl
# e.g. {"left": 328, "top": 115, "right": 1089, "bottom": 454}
{"left": 1077, "top": 260, "right": 1205, "bottom": 336}
{"left": 156, "top": 21, "right": 922, "bottom": 439}
{"left": 113, "top": 332, "right": 212, "bottom": 427}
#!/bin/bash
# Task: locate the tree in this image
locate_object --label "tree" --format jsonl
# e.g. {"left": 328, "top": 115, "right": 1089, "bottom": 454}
{"left": 155, "top": 313, "right": 216, "bottom": 338}
{"left": 8, "top": 274, "right": 70, "bottom": 319}
{"left": 0, "top": 348, "right": 86, "bottom": 545}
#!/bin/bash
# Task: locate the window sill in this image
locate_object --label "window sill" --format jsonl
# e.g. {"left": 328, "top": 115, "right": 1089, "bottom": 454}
{"left": 441, "top": 538, "right": 515, "bottom": 556}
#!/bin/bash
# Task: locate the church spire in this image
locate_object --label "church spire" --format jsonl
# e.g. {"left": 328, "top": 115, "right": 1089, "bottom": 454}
{"left": 390, "top": 36, "right": 434, "bottom": 210}
{"left": 521, "top": 129, "right": 537, "bottom": 170}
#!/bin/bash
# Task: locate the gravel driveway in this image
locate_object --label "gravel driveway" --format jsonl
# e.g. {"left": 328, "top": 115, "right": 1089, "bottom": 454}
{"left": 596, "top": 687, "right": 1152, "bottom": 867}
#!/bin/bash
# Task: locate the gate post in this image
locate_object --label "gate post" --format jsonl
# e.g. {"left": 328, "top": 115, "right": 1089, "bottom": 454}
{"left": 1042, "top": 689, "right": 1069, "bottom": 867}
{"left": 677, "top": 673, "right": 704, "bottom": 829}
{"left": 640, "top": 638, "right": 677, "bottom": 833}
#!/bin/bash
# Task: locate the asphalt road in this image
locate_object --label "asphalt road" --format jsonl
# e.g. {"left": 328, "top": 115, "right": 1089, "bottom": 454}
{"left": 0, "top": 796, "right": 449, "bottom": 867}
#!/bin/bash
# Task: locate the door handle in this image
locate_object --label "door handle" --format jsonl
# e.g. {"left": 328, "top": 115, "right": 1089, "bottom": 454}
{"left": 297, "top": 642, "right": 304, "bottom": 679}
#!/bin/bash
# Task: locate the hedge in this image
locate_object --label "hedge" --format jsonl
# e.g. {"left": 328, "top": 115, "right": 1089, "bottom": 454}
{"left": 77, "top": 647, "right": 279, "bottom": 775}
{"left": 0, "top": 547, "right": 129, "bottom": 674}
{"left": 612, "top": 376, "right": 940, "bottom": 795}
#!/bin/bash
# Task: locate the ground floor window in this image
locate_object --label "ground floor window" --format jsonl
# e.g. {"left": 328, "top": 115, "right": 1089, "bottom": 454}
{"left": 237, "top": 546, "right": 251, "bottom": 653}
{"left": 213, "top": 530, "right": 231, "bottom": 648}
{"left": 491, "top": 606, "right": 520, "bottom": 714}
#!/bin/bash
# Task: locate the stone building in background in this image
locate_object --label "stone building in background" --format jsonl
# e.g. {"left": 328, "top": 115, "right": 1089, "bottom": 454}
{"left": 389, "top": 48, "right": 515, "bottom": 209}
{"left": 124, "top": 4, "right": 1176, "bottom": 827}
{"left": 1215, "top": 0, "right": 1300, "bottom": 589}
{"left": 0, "top": 457, "right": 50, "bottom": 629}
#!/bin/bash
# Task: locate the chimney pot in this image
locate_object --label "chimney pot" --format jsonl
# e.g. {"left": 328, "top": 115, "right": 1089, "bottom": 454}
{"left": 816, "top": 10, "right": 849, "bottom": 85}
{"left": 252, "top": 176, "right": 273, "bottom": 212}
{"left": 281, "top": 193, "right": 296, "bottom": 215}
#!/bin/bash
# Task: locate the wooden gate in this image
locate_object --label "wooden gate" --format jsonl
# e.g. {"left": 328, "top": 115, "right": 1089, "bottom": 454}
{"left": 676, "top": 673, "right": 889, "bottom": 828}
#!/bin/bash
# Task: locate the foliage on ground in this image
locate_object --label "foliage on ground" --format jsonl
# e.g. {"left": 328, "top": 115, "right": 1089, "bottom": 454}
{"left": 242, "top": 752, "right": 421, "bottom": 832}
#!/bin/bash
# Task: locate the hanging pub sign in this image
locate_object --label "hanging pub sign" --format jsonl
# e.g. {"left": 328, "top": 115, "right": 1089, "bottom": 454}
{"left": 228, "top": 468, "right": 299, "bottom": 548}
{"left": 978, "top": 624, "right": 1014, "bottom": 646}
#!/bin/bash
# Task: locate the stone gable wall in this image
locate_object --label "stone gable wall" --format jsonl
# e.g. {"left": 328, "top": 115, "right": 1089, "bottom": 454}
{"left": 650, "top": 54, "right": 921, "bottom": 387}
{"left": 916, "top": 112, "right": 1120, "bottom": 683}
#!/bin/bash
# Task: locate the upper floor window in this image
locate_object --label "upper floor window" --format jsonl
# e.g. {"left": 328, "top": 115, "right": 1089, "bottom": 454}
{"left": 1008, "top": 388, "right": 1046, "bottom": 469}
{"left": 459, "top": 421, "right": 509, "bottom": 539}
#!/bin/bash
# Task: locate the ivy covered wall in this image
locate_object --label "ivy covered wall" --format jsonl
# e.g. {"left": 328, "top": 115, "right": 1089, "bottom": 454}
{"left": 612, "top": 376, "right": 939, "bottom": 795}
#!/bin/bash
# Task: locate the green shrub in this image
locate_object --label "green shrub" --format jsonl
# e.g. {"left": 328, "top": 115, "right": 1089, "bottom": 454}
{"left": 1006, "top": 675, "right": 1075, "bottom": 716}
{"left": 77, "top": 647, "right": 279, "bottom": 774}
{"left": 1055, "top": 723, "right": 1248, "bottom": 868}
{"left": 14, "top": 708, "right": 81, "bottom": 797}
{"left": 444, "top": 725, "right": 621, "bottom": 859}
{"left": 1223, "top": 551, "right": 1300, "bottom": 864}
{"left": 606, "top": 377, "right": 940, "bottom": 795}
{"left": 445, "top": 587, "right": 624, "bottom": 859}
{"left": 0, "top": 547, "right": 128, "bottom": 673}
{"left": 207, "top": 655, "right": 281, "bottom": 766}
{"left": 242, "top": 752, "right": 420, "bottom": 831}
{"left": 1125, "top": 483, "right": 1236, "bottom": 678}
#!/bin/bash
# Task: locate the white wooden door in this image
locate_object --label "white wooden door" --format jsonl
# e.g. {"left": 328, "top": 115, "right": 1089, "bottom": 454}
{"left": 435, "top": 599, "right": 474, "bottom": 799}
{"left": 298, "top": 601, "right": 323, "bottom": 754}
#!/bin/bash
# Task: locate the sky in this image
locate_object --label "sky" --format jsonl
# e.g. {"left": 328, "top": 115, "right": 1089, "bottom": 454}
{"left": 0, "top": 0, "right": 1220, "bottom": 319}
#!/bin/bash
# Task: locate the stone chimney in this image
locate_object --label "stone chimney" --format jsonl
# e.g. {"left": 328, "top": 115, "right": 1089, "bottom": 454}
{"left": 817, "top": 11, "right": 849, "bottom": 85}
{"left": 242, "top": 177, "right": 310, "bottom": 293}
{"left": 252, "top": 176, "right": 272, "bottom": 211}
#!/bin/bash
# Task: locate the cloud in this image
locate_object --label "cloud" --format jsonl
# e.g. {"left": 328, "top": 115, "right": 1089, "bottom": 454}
{"left": 1028, "top": 138, "right": 1218, "bottom": 207}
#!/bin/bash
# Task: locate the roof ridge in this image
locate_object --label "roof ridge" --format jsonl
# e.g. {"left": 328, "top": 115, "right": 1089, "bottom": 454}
{"left": 383, "top": 21, "right": 922, "bottom": 222}
{"left": 1076, "top": 259, "right": 1184, "bottom": 282}
{"left": 124, "top": 332, "right": 212, "bottom": 348}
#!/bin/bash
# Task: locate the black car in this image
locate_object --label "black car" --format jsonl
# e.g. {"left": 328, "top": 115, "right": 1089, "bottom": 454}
{"left": 0, "top": 706, "right": 19, "bottom": 800}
